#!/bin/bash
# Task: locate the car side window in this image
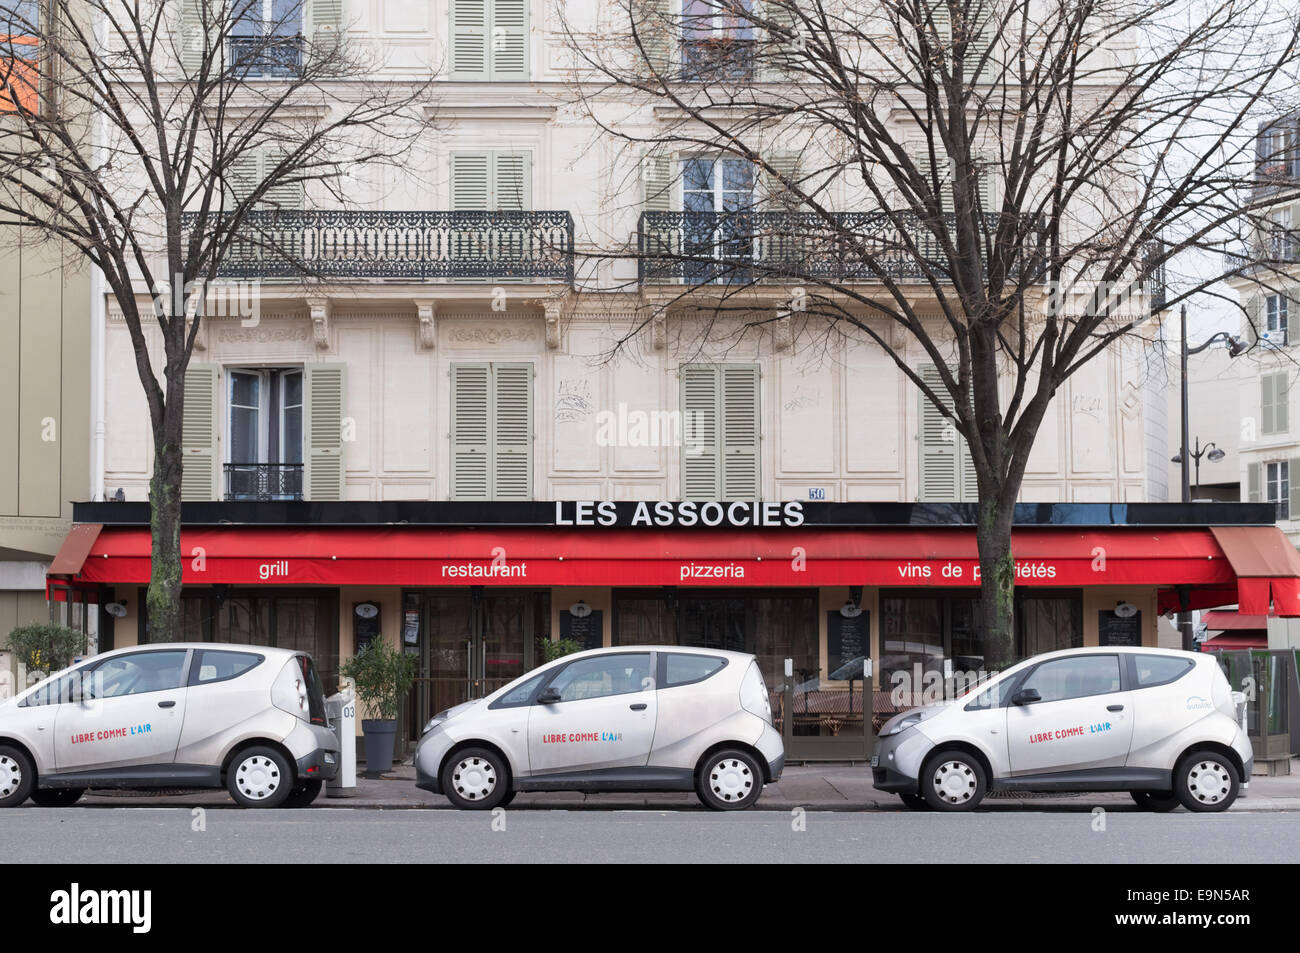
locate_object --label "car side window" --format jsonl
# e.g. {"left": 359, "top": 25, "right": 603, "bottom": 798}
{"left": 492, "top": 672, "right": 547, "bottom": 709}
{"left": 19, "top": 670, "right": 82, "bottom": 707}
{"left": 547, "top": 654, "right": 652, "bottom": 702}
{"left": 86, "top": 650, "right": 188, "bottom": 699}
{"left": 1020, "top": 655, "right": 1121, "bottom": 703}
{"left": 189, "top": 650, "right": 263, "bottom": 686}
{"left": 964, "top": 676, "right": 1017, "bottom": 711}
{"left": 1133, "top": 654, "right": 1194, "bottom": 688}
{"left": 663, "top": 654, "right": 727, "bottom": 688}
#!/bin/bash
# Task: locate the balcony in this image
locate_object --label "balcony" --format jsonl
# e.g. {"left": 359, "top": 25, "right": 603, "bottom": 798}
{"left": 228, "top": 35, "right": 303, "bottom": 77}
{"left": 197, "top": 210, "right": 575, "bottom": 282}
{"left": 638, "top": 210, "right": 1010, "bottom": 284}
{"left": 225, "top": 463, "right": 303, "bottom": 502}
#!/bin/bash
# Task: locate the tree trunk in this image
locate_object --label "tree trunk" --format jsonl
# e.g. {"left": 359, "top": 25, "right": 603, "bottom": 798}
{"left": 144, "top": 401, "right": 185, "bottom": 643}
{"left": 975, "top": 494, "right": 1016, "bottom": 673}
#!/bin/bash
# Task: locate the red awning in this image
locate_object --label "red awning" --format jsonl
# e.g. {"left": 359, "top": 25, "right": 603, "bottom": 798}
{"left": 1210, "top": 526, "right": 1300, "bottom": 615}
{"left": 52, "top": 524, "right": 1258, "bottom": 594}
{"left": 1201, "top": 609, "right": 1269, "bottom": 631}
{"left": 1200, "top": 633, "right": 1267, "bottom": 651}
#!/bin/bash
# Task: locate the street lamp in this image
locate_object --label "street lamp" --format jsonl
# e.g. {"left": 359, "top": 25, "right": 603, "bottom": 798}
{"left": 1170, "top": 438, "right": 1226, "bottom": 499}
{"left": 1174, "top": 303, "right": 1247, "bottom": 650}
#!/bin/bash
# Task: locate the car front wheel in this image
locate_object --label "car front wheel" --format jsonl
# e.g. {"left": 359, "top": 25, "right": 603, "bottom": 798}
{"left": 30, "top": 788, "right": 85, "bottom": 807}
{"left": 0, "top": 746, "right": 35, "bottom": 808}
{"left": 697, "top": 749, "right": 764, "bottom": 810}
{"left": 441, "top": 748, "right": 510, "bottom": 810}
{"left": 1131, "top": 791, "right": 1180, "bottom": 813}
{"left": 227, "top": 747, "right": 294, "bottom": 808}
{"left": 921, "top": 751, "right": 987, "bottom": 811}
{"left": 1173, "top": 751, "right": 1239, "bottom": 813}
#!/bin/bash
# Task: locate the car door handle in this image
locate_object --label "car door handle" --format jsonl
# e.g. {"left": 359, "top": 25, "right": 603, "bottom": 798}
{"left": 158, "top": 700, "right": 176, "bottom": 709}
{"left": 629, "top": 703, "right": 647, "bottom": 711}
{"left": 1107, "top": 704, "right": 1124, "bottom": 712}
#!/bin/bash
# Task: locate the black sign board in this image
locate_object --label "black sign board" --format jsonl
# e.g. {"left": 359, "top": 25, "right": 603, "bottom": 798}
{"left": 1098, "top": 609, "right": 1142, "bottom": 647}
{"left": 560, "top": 609, "right": 604, "bottom": 651}
{"left": 827, "top": 610, "right": 870, "bottom": 680}
{"left": 354, "top": 603, "right": 382, "bottom": 654}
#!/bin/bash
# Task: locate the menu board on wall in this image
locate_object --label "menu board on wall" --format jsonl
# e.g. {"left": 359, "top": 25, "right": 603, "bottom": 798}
{"left": 354, "top": 603, "right": 382, "bottom": 655}
{"left": 1098, "top": 609, "right": 1142, "bottom": 647}
{"left": 827, "top": 610, "right": 870, "bottom": 681}
{"left": 560, "top": 610, "right": 604, "bottom": 651}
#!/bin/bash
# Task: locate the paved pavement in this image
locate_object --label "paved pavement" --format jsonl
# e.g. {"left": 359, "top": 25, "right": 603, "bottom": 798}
{"left": 71, "top": 757, "right": 1300, "bottom": 812}
{"left": 5, "top": 808, "right": 1298, "bottom": 863}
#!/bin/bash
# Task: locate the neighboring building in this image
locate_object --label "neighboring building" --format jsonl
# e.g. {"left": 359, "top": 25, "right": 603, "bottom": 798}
{"left": 45, "top": 2, "right": 1300, "bottom": 760}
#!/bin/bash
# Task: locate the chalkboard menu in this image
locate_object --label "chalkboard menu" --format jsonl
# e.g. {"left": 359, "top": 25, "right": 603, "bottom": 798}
{"left": 1098, "top": 609, "right": 1142, "bottom": 647}
{"left": 354, "top": 603, "right": 382, "bottom": 654}
{"left": 827, "top": 610, "right": 870, "bottom": 680}
{"left": 560, "top": 609, "right": 604, "bottom": 651}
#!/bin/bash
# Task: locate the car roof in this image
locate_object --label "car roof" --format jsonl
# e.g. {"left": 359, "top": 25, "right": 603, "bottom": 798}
{"left": 568, "top": 645, "right": 755, "bottom": 662}
{"left": 90, "top": 642, "right": 303, "bottom": 661}
{"left": 1022, "top": 645, "right": 1203, "bottom": 663}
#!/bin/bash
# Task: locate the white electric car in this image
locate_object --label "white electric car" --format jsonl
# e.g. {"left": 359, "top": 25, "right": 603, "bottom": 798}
{"left": 872, "top": 646, "right": 1251, "bottom": 813}
{"left": 415, "top": 645, "right": 784, "bottom": 810}
{"left": 0, "top": 644, "right": 339, "bottom": 808}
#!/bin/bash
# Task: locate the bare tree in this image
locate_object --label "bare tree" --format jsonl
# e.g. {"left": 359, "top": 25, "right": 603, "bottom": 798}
{"left": 0, "top": 0, "right": 432, "bottom": 640}
{"left": 557, "top": 0, "right": 1300, "bottom": 667}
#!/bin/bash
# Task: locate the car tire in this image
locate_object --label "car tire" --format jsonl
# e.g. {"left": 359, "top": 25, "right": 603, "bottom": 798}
{"left": 441, "top": 748, "right": 509, "bottom": 810}
{"left": 900, "top": 793, "right": 931, "bottom": 811}
{"left": 696, "top": 749, "right": 764, "bottom": 811}
{"left": 1131, "top": 791, "right": 1180, "bottom": 813}
{"left": 1173, "top": 751, "right": 1239, "bottom": 813}
{"left": 0, "top": 746, "right": 34, "bottom": 808}
{"left": 498, "top": 788, "right": 517, "bottom": 808}
{"left": 227, "top": 746, "right": 294, "bottom": 808}
{"left": 283, "top": 779, "right": 324, "bottom": 808}
{"left": 921, "top": 750, "right": 988, "bottom": 811}
{"left": 30, "top": 788, "right": 85, "bottom": 808}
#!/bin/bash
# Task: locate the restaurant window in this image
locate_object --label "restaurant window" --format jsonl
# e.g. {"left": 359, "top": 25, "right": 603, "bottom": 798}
{"left": 226, "top": 367, "right": 304, "bottom": 501}
{"left": 1016, "top": 589, "right": 1083, "bottom": 657}
{"left": 880, "top": 592, "right": 988, "bottom": 709}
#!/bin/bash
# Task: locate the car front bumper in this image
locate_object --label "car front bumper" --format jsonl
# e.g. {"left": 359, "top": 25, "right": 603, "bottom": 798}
{"left": 870, "top": 726, "right": 936, "bottom": 795}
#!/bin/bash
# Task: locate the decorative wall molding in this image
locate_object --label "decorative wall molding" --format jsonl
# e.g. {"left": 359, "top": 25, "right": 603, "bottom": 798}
{"left": 218, "top": 325, "right": 313, "bottom": 344}
{"left": 306, "top": 297, "right": 331, "bottom": 350}
{"left": 447, "top": 325, "right": 541, "bottom": 345}
{"left": 543, "top": 299, "right": 564, "bottom": 350}
{"left": 414, "top": 299, "right": 438, "bottom": 350}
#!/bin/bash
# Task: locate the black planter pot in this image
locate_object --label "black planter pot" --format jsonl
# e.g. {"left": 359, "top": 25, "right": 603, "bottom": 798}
{"left": 361, "top": 719, "right": 397, "bottom": 778}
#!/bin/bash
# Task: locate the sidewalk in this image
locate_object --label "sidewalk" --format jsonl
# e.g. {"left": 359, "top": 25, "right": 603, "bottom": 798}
{"left": 77, "top": 759, "right": 1300, "bottom": 812}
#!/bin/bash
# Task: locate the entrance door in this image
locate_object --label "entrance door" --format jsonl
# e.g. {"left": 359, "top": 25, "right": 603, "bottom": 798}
{"left": 405, "top": 588, "right": 542, "bottom": 745}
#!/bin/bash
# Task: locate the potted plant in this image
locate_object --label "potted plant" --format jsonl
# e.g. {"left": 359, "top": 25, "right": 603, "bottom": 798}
{"left": 539, "top": 636, "right": 582, "bottom": 664}
{"left": 6, "top": 622, "right": 88, "bottom": 678}
{"left": 341, "top": 639, "right": 417, "bottom": 778}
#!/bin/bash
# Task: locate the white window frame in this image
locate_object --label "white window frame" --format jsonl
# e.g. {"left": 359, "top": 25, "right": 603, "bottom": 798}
{"left": 1266, "top": 460, "right": 1290, "bottom": 520}
{"left": 226, "top": 366, "right": 303, "bottom": 465}
{"left": 1266, "top": 293, "right": 1290, "bottom": 343}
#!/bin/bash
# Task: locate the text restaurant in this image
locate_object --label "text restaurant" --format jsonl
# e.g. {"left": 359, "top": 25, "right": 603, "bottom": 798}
{"left": 46, "top": 500, "right": 1300, "bottom": 760}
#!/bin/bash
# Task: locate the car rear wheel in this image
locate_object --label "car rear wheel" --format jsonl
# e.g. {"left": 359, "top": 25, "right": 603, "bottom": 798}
{"left": 30, "top": 788, "right": 85, "bottom": 807}
{"left": 283, "top": 779, "right": 324, "bottom": 808}
{"left": 0, "top": 746, "right": 34, "bottom": 808}
{"left": 697, "top": 749, "right": 764, "bottom": 810}
{"left": 441, "top": 748, "right": 509, "bottom": 810}
{"left": 1173, "top": 751, "right": 1239, "bottom": 813}
{"left": 1131, "top": 791, "right": 1180, "bottom": 813}
{"left": 900, "top": 793, "right": 931, "bottom": 811}
{"left": 227, "top": 747, "right": 293, "bottom": 808}
{"left": 921, "top": 751, "right": 987, "bottom": 811}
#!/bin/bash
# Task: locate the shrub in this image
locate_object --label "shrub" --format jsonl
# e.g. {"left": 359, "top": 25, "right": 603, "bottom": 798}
{"left": 5, "top": 623, "right": 87, "bottom": 673}
{"left": 340, "top": 638, "right": 418, "bottom": 721}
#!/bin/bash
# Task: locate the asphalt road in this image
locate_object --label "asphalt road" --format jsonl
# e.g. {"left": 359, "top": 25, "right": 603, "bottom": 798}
{"left": 1, "top": 807, "right": 1297, "bottom": 863}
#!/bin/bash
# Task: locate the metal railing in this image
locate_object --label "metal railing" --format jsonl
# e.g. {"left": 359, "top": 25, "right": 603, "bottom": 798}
{"left": 193, "top": 210, "right": 575, "bottom": 282}
{"left": 224, "top": 462, "right": 304, "bottom": 501}
{"left": 228, "top": 35, "right": 303, "bottom": 76}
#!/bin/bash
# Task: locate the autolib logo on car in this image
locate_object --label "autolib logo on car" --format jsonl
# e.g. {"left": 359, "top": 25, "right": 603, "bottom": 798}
{"left": 1186, "top": 695, "right": 1212, "bottom": 711}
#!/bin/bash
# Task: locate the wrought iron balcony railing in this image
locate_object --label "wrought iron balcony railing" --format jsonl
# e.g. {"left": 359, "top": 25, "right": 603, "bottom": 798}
{"left": 225, "top": 463, "right": 304, "bottom": 502}
{"left": 229, "top": 35, "right": 304, "bottom": 77}
{"left": 638, "top": 210, "right": 1016, "bottom": 284}
{"left": 194, "top": 210, "right": 575, "bottom": 282}
{"left": 1223, "top": 228, "right": 1300, "bottom": 276}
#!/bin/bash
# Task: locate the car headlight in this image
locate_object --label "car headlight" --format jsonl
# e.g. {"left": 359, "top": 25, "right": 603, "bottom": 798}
{"left": 880, "top": 711, "right": 926, "bottom": 737}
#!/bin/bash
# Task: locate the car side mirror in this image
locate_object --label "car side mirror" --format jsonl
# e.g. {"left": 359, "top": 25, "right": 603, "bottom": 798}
{"left": 1012, "top": 688, "right": 1041, "bottom": 706}
{"left": 537, "top": 687, "right": 562, "bottom": 705}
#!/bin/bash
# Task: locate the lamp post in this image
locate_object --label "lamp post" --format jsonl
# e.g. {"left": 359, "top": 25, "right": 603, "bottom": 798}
{"left": 1174, "top": 304, "right": 1247, "bottom": 649}
{"left": 1171, "top": 437, "right": 1226, "bottom": 499}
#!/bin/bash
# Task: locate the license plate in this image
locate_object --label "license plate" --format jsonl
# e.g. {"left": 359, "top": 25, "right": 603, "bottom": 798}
{"left": 869, "top": 755, "right": 879, "bottom": 768}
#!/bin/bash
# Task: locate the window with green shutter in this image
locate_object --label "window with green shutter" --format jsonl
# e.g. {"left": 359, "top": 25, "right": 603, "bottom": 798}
{"left": 680, "top": 363, "right": 760, "bottom": 500}
{"left": 1262, "top": 371, "right": 1289, "bottom": 435}
{"left": 304, "top": 363, "right": 345, "bottom": 501}
{"left": 181, "top": 363, "right": 219, "bottom": 501}
{"left": 449, "top": 0, "right": 529, "bottom": 80}
{"left": 918, "top": 365, "right": 977, "bottom": 502}
{"left": 450, "top": 150, "right": 532, "bottom": 210}
{"left": 226, "top": 147, "right": 304, "bottom": 210}
{"left": 450, "top": 362, "right": 534, "bottom": 500}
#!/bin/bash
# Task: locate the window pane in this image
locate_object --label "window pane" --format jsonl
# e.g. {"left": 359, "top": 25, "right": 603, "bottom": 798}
{"left": 1134, "top": 655, "right": 1193, "bottom": 687}
{"left": 1021, "top": 655, "right": 1121, "bottom": 703}
{"left": 497, "top": 672, "right": 546, "bottom": 707}
{"left": 192, "top": 650, "right": 263, "bottom": 684}
{"left": 664, "top": 653, "right": 726, "bottom": 686}
{"left": 88, "top": 650, "right": 188, "bottom": 698}
{"left": 549, "top": 653, "right": 651, "bottom": 702}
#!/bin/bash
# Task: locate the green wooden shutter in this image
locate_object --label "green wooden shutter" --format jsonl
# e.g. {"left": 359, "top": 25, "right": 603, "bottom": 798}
{"left": 1261, "top": 373, "right": 1275, "bottom": 435}
{"left": 450, "top": 0, "right": 489, "bottom": 79}
{"left": 1245, "top": 293, "right": 1262, "bottom": 347}
{"left": 1276, "top": 372, "right": 1290, "bottom": 433}
{"left": 451, "top": 151, "right": 491, "bottom": 209}
{"left": 262, "top": 148, "right": 304, "bottom": 210}
{"left": 926, "top": 0, "right": 953, "bottom": 46}
{"left": 763, "top": 151, "right": 802, "bottom": 209}
{"left": 179, "top": 0, "right": 209, "bottom": 77}
{"left": 494, "top": 151, "right": 532, "bottom": 210}
{"left": 309, "top": 0, "right": 344, "bottom": 66}
{"left": 761, "top": 0, "right": 799, "bottom": 81}
{"left": 451, "top": 363, "right": 491, "bottom": 499}
{"left": 634, "top": 0, "right": 674, "bottom": 77}
{"left": 304, "top": 363, "right": 345, "bottom": 501}
{"left": 181, "top": 363, "right": 219, "bottom": 501}
{"left": 720, "top": 364, "right": 761, "bottom": 500}
{"left": 643, "top": 151, "right": 676, "bottom": 212}
{"left": 963, "top": 0, "right": 995, "bottom": 84}
{"left": 680, "top": 364, "right": 721, "bottom": 500}
{"left": 1247, "top": 462, "right": 1261, "bottom": 502}
{"left": 492, "top": 363, "right": 533, "bottom": 499}
{"left": 491, "top": 0, "right": 529, "bottom": 79}
{"left": 919, "top": 365, "right": 960, "bottom": 501}
{"left": 1290, "top": 459, "right": 1300, "bottom": 518}
{"left": 227, "top": 151, "right": 260, "bottom": 206}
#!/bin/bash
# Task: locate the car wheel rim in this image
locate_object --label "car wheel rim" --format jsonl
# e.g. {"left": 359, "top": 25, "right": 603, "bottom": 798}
{"left": 235, "top": 755, "right": 282, "bottom": 801}
{"left": 0, "top": 756, "right": 20, "bottom": 797}
{"left": 709, "top": 758, "right": 754, "bottom": 803}
{"left": 933, "top": 760, "right": 977, "bottom": 804}
{"left": 453, "top": 757, "right": 497, "bottom": 801}
{"left": 1187, "top": 760, "right": 1232, "bottom": 804}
